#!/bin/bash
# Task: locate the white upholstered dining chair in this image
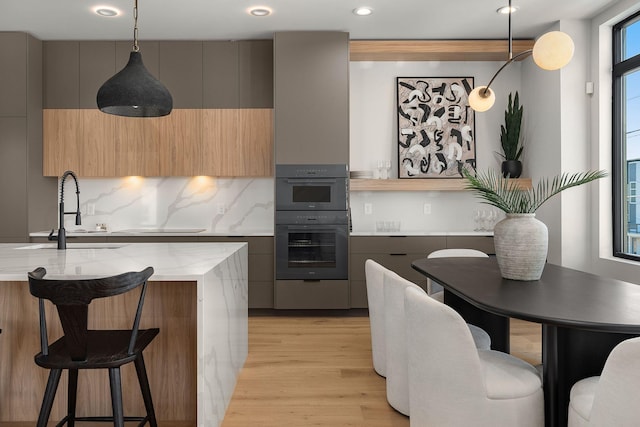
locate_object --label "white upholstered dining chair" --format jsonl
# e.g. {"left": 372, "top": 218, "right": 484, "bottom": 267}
{"left": 364, "top": 259, "right": 387, "bottom": 377}
{"left": 426, "top": 248, "right": 489, "bottom": 301}
{"left": 568, "top": 336, "right": 640, "bottom": 427}
{"left": 404, "top": 286, "right": 544, "bottom": 426}
{"left": 383, "top": 267, "right": 492, "bottom": 416}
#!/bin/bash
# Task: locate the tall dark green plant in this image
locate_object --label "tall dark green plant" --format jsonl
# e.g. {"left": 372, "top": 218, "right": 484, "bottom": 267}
{"left": 463, "top": 169, "right": 607, "bottom": 213}
{"left": 500, "top": 92, "right": 524, "bottom": 161}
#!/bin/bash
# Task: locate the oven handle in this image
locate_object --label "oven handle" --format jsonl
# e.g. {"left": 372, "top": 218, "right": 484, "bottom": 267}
{"left": 283, "top": 225, "right": 346, "bottom": 231}
{"left": 281, "top": 178, "right": 338, "bottom": 184}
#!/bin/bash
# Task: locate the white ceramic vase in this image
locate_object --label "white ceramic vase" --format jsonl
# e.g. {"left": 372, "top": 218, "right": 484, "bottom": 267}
{"left": 493, "top": 213, "right": 548, "bottom": 281}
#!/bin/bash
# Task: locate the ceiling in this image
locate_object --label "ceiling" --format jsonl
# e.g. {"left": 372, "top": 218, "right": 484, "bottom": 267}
{"left": 1, "top": 0, "right": 619, "bottom": 41}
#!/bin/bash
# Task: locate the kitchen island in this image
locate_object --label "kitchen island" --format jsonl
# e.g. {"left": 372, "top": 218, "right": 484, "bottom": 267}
{"left": 0, "top": 242, "right": 248, "bottom": 427}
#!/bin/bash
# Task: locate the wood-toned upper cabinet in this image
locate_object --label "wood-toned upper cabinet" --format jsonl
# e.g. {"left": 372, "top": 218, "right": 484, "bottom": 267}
{"left": 201, "top": 109, "right": 273, "bottom": 176}
{"left": 43, "top": 109, "right": 81, "bottom": 176}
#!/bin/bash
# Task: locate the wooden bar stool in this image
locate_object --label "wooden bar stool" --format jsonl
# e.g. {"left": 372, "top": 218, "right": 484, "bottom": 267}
{"left": 28, "top": 266, "right": 159, "bottom": 427}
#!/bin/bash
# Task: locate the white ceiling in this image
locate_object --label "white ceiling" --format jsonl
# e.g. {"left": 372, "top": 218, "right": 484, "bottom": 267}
{"left": 1, "top": 0, "right": 618, "bottom": 41}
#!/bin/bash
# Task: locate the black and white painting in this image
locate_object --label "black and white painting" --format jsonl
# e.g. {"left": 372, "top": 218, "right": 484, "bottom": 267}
{"left": 397, "top": 77, "right": 476, "bottom": 179}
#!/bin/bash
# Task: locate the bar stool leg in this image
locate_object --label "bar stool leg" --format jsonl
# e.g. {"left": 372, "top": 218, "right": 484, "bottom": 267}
{"left": 67, "top": 368, "right": 78, "bottom": 427}
{"left": 108, "top": 367, "right": 125, "bottom": 427}
{"left": 135, "top": 354, "right": 158, "bottom": 427}
{"left": 37, "top": 369, "right": 62, "bottom": 427}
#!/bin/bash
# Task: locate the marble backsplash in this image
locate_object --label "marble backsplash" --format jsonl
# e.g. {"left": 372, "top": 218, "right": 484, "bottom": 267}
{"left": 61, "top": 176, "right": 495, "bottom": 235}
{"left": 68, "top": 177, "right": 274, "bottom": 234}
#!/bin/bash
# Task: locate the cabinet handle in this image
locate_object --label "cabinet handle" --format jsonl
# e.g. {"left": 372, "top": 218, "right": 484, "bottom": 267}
{"left": 389, "top": 253, "right": 407, "bottom": 256}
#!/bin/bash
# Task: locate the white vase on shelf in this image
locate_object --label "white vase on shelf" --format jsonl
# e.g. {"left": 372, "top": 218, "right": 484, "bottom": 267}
{"left": 493, "top": 213, "right": 548, "bottom": 281}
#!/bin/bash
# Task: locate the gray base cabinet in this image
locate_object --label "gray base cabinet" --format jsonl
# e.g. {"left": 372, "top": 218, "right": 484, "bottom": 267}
{"left": 275, "top": 280, "right": 350, "bottom": 309}
{"left": 349, "top": 235, "right": 494, "bottom": 308}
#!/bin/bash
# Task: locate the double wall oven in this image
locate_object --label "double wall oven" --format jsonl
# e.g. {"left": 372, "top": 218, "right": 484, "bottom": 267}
{"left": 275, "top": 164, "right": 350, "bottom": 308}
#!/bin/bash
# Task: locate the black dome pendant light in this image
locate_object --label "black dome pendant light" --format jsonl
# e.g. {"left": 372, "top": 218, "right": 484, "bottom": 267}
{"left": 96, "top": 0, "right": 172, "bottom": 117}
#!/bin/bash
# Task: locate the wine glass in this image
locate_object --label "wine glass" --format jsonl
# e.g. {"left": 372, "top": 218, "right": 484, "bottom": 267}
{"left": 473, "top": 209, "right": 483, "bottom": 231}
{"left": 376, "top": 160, "right": 385, "bottom": 179}
{"left": 384, "top": 160, "right": 392, "bottom": 179}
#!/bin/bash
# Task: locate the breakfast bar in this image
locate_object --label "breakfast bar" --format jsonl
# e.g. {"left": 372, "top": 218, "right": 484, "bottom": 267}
{"left": 0, "top": 242, "right": 248, "bottom": 427}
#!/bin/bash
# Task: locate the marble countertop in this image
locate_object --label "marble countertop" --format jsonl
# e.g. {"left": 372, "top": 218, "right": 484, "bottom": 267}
{"left": 29, "top": 229, "right": 274, "bottom": 237}
{"left": 0, "top": 242, "right": 246, "bottom": 281}
{"left": 349, "top": 231, "right": 494, "bottom": 236}
{"left": 30, "top": 229, "right": 491, "bottom": 238}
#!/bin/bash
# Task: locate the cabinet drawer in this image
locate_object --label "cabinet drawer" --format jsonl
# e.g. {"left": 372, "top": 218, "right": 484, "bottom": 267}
{"left": 350, "top": 235, "right": 446, "bottom": 254}
{"left": 445, "top": 236, "right": 495, "bottom": 254}
{"left": 350, "top": 253, "right": 427, "bottom": 288}
{"left": 275, "top": 280, "right": 349, "bottom": 309}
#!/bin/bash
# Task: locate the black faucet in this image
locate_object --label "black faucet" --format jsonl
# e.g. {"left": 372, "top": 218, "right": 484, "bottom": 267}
{"left": 56, "top": 170, "right": 81, "bottom": 250}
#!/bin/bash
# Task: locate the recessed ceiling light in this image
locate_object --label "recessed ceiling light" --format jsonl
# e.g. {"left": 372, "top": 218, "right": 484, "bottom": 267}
{"left": 94, "top": 7, "right": 120, "bottom": 17}
{"left": 353, "top": 7, "right": 373, "bottom": 16}
{"left": 496, "top": 6, "right": 518, "bottom": 14}
{"left": 249, "top": 7, "right": 272, "bottom": 17}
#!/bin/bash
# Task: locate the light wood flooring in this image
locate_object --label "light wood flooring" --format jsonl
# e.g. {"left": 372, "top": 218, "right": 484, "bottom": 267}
{"left": 221, "top": 313, "right": 542, "bottom": 427}
{"left": 1, "top": 314, "right": 541, "bottom": 427}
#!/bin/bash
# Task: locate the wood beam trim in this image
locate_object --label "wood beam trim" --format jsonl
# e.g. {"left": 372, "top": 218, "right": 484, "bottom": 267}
{"left": 349, "top": 40, "right": 535, "bottom": 61}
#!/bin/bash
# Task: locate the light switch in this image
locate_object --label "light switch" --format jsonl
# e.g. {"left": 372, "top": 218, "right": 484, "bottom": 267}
{"left": 423, "top": 203, "right": 431, "bottom": 215}
{"left": 364, "top": 203, "right": 373, "bottom": 215}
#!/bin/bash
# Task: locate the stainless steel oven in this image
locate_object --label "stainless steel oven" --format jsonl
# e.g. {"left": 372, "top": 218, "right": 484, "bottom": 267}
{"left": 275, "top": 164, "right": 349, "bottom": 211}
{"left": 275, "top": 211, "right": 349, "bottom": 280}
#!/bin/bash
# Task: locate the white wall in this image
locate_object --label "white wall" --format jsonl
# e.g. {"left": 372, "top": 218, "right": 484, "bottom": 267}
{"left": 588, "top": 0, "right": 640, "bottom": 282}
{"left": 349, "top": 60, "right": 521, "bottom": 232}
{"left": 521, "top": 22, "right": 563, "bottom": 264}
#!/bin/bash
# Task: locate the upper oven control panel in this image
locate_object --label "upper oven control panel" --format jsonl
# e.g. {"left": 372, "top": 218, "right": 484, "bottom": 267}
{"left": 275, "top": 164, "right": 349, "bottom": 178}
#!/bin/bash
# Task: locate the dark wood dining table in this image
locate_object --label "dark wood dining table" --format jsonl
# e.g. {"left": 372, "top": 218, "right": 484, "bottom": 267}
{"left": 411, "top": 256, "right": 640, "bottom": 427}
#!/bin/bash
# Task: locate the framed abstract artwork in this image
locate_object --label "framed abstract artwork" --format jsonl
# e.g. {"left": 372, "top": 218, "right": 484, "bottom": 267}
{"left": 397, "top": 77, "right": 476, "bottom": 179}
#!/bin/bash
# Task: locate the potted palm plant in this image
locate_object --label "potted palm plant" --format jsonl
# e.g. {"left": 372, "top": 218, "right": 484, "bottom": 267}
{"left": 500, "top": 92, "right": 524, "bottom": 178}
{"left": 463, "top": 168, "right": 607, "bottom": 280}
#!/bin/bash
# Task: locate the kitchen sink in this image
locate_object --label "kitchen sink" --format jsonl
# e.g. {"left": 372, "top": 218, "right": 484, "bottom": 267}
{"left": 15, "top": 243, "right": 126, "bottom": 250}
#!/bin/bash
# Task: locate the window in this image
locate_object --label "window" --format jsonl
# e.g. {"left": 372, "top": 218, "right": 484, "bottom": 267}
{"left": 613, "top": 10, "right": 640, "bottom": 260}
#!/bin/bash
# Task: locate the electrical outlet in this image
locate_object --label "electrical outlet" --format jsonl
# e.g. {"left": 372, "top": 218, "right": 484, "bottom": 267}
{"left": 217, "top": 204, "right": 226, "bottom": 214}
{"left": 423, "top": 203, "right": 431, "bottom": 215}
{"left": 86, "top": 203, "right": 95, "bottom": 216}
{"left": 364, "top": 203, "right": 373, "bottom": 215}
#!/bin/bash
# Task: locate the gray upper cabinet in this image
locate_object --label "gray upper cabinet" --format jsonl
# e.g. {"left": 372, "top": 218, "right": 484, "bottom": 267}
{"left": 79, "top": 41, "right": 116, "bottom": 109}
{"left": 0, "top": 32, "right": 27, "bottom": 116}
{"left": 203, "top": 40, "right": 274, "bottom": 109}
{"left": 43, "top": 39, "right": 273, "bottom": 110}
{"left": 116, "top": 41, "right": 160, "bottom": 76}
{"left": 43, "top": 41, "right": 80, "bottom": 108}
{"left": 239, "top": 40, "right": 273, "bottom": 108}
{"left": 159, "top": 41, "right": 203, "bottom": 108}
{"left": 1, "top": 32, "right": 56, "bottom": 241}
{"left": 274, "top": 31, "right": 349, "bottom": 165}
{"left": 203, "top": 41, "right": 239, "bottom": 108}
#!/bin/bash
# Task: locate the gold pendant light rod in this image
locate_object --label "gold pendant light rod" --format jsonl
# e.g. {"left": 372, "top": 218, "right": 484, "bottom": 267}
{"left": 469, "top": 0, "right": 575, "bottom": 112}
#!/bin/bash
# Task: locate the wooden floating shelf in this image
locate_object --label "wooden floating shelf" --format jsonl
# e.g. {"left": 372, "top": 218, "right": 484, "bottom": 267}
{"left": 350, "top": 178, "right": 533, "bottom": 192}
{"left": 349, "top": 40, "right": 535, "bottom": 62}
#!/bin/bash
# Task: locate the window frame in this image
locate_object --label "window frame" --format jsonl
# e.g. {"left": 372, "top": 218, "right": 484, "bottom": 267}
{"left": 612, "top": 10, "right": 640, "bottom": 261}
